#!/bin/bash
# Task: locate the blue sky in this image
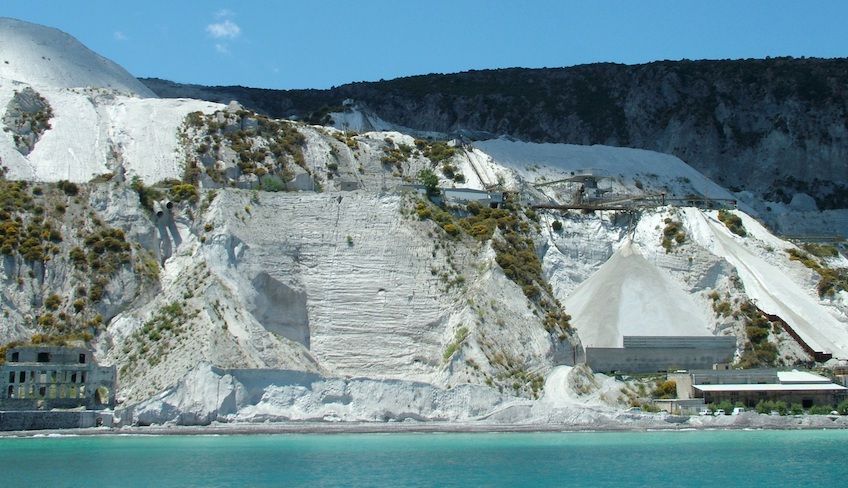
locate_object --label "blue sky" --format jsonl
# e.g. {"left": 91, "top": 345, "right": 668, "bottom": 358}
{"left": 4, "top": 1, "right": 847, "bottom": 89}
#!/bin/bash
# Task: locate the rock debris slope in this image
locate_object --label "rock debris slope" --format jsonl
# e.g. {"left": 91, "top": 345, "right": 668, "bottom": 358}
{"left": 565, "top": 244, "right": 712, "bottom": 348}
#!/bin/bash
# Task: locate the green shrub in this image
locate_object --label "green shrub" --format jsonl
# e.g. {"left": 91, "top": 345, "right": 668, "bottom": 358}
{"left": 418, "top": 169, "right": 439, "bottom": 196}
{"left": 551, "top": 220, "right": 563, "bottom": 232}
{"left": 381, "top": 144, "right": 411, "bottom": 167}
{"left": 803, "top": 243, "right": 839, "bottom": 258}
{"left": 443, "top": 326, "right": 469, "bottom": 361}
{"left": 808, "top": 404, "right": 834, "bottom": 415}
{"left": 662, "top": 218, "right": 685, "bottom": 252}
{"left": 185, "top": 111, "right": 204, "bottom": 128}
{"left": 422, "top": 141, "right": 456, "bottom": 163}
{"left": 57, "top": 180, "right": 79, "bottom": 196}
{"left": 44, "top": 294, "right": 61, "bottom": 310}
{"left": 262, "top": 175, "right": 286, "bottom": 192}
{"left": 169, "top": 183, "right": 199, "bottom": 204}
{"left": 736, "top": 301, "right": 778, "bottom": 368}
{"left": 712, "top": 300, "right": 732, "bottom": 316}
{"left": 787, "top": 248, "right": 848, "bottom": 297}
{"left": 714, "top": 400, "right": 734, "bottom": 414}
{"left": 652, "top": 380, "right": 677, "bottom": 399}
{"left": 442, "top": 223, "right": 460, "bottom": 236}
{"left": 493, "top": 234, "right": 544, "bottom": 300}
{"left": 130, "top": 176, "right": 164, "bottom": 212}
{"left": 755, "top": 400, "right": 788, "bottom": 415}
{"left": 718, "top": 209, "right": 747, "bottom": 236}
{"left": 441, "top": 163, "right": 456, "bottom": 179}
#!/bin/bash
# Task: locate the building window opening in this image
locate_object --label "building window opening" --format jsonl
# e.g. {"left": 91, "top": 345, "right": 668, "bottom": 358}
{"left": 79, "top": 354, "right": 86, "bottom": 364}
{"left": 8, "top": 372, "right": 14, "bottom": 384}
{"left": 802, "top": 399, "right": 813, "bottom": 409}
{"left": 71, "top": 373, "right": 77, "bottom": 383}
{"left": 37, "top": 352, "right": 50, "bottom": 363}
{"left": 95, "top": 386, "right": 110, "bottom": 405}
{"left": 18, "top": 371, "right": 25, "bottom": 383}
{"left": 38, "top": 386, "right": 46, "bottom": 397}
{"left": 10, "top": 352, "right": 19, "bottom": 362}
{"left": 7, "top": 385, "right": 12, "bottom": 398}
{"left": 80, "top": 372, "right": 86, "bottom": 383}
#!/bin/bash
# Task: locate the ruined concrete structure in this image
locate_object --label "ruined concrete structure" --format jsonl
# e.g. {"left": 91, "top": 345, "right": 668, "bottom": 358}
{"left": 1, "top": 346, "right": 116, "bottom": 410}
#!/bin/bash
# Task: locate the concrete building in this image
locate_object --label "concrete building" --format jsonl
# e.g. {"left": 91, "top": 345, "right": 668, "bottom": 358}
{"left": 1, "top": 346, "right": 116, "bottom": 410}
{"left": 585, "top": 336, "right": 737, "bottom": 373}
{"left": 669, "top": 369, "right": 847, "bottom": 408}
{"left": 442, "top": 188, "right": 504, "bottom": 208}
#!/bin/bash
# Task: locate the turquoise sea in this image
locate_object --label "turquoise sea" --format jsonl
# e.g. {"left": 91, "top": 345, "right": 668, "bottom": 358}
{"left": 1, "top": 430, "right": 845, "bottom": 487}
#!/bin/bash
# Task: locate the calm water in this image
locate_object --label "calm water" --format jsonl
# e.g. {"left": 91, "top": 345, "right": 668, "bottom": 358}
{"left": 1, "top": 430, "right": 845, "bottom": 487}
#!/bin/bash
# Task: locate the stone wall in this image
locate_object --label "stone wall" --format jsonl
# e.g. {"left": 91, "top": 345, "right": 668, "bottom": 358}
{"left": 0, "top": 410, "right": 113, "bottom": 431}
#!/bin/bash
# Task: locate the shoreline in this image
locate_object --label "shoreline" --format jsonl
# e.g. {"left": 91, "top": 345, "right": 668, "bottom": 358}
{"left": 3, "top": 415, "right": 848, "bottom": 437}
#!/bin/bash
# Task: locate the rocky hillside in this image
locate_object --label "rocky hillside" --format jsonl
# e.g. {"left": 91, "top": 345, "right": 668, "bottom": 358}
{"left": 143, "top": 58, "right": 848, "bottom": 210}
{"left": 3, "top": 18, "right": 848, "bottom": 426}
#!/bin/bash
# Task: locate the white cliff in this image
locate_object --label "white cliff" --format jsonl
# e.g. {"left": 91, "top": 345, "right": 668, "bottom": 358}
{"left": 1, "top": 18, "right": 847, "bottom": 427}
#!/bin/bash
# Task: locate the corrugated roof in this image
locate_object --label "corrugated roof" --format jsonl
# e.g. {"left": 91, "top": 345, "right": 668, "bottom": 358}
{"left": 777, "top": 370, "right": 831, "bottom": 384}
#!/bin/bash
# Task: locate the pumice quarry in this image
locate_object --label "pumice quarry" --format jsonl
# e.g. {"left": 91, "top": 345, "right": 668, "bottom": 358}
{"left": 3, "top": 17, "right": 848, "bottom": 433}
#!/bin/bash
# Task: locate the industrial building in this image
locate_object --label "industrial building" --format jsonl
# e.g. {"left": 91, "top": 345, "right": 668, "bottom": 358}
{"left": 442, "top": 188, "right": 504, "bottom": 208}
{"left": 669, "top": 369, "right": 847, "bottom": 409}
{"left": 585, "top": 335, "right": 737, "bottom": 373}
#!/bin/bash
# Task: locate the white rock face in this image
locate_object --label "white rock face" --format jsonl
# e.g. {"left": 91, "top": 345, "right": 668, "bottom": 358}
{"left": 132, "top": 363, "right": 518, "bottom": 425}
{"left": 0, "top": 17, "right": 155, "bottom": 97}
{"left": 0, "top": 18, "right": 222, "bottom": 184}
{"left": 4, "top": 20, "right": 848, "bottom": 426}
{"left": 122, "top": 168, "right": 848, "bottom": 424}
{"left": 0, "top": 80, "right": 222, "bottom": 183}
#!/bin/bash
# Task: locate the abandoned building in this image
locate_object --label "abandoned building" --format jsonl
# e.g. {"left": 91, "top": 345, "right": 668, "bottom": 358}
{"left": 1, "top": 346, "right": 116, "bottom": 410}
{"left": 442, "top": 188, "right": 504, "bottom": 208}
{"left": 401, "top": 184, "right": 506, "bottom": 208}
{"left": 585, "top": 335, "right": 737, "bottom": 373}
{"left": 669, "top": 369, "right": 848, "bottom": 408}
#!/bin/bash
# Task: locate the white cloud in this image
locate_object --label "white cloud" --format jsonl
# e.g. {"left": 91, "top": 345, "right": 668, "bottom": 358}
{"left": 206, "top": 19, "right": 240, "bottom": 39}
{"left": 215, "top": 9, "right": 234, "bottom": 19}
{"left": 113, "top": 31, "right": 127, "bottom": 41}
{"left": 215, "top": 43, "right": 230, "bottom": 55}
